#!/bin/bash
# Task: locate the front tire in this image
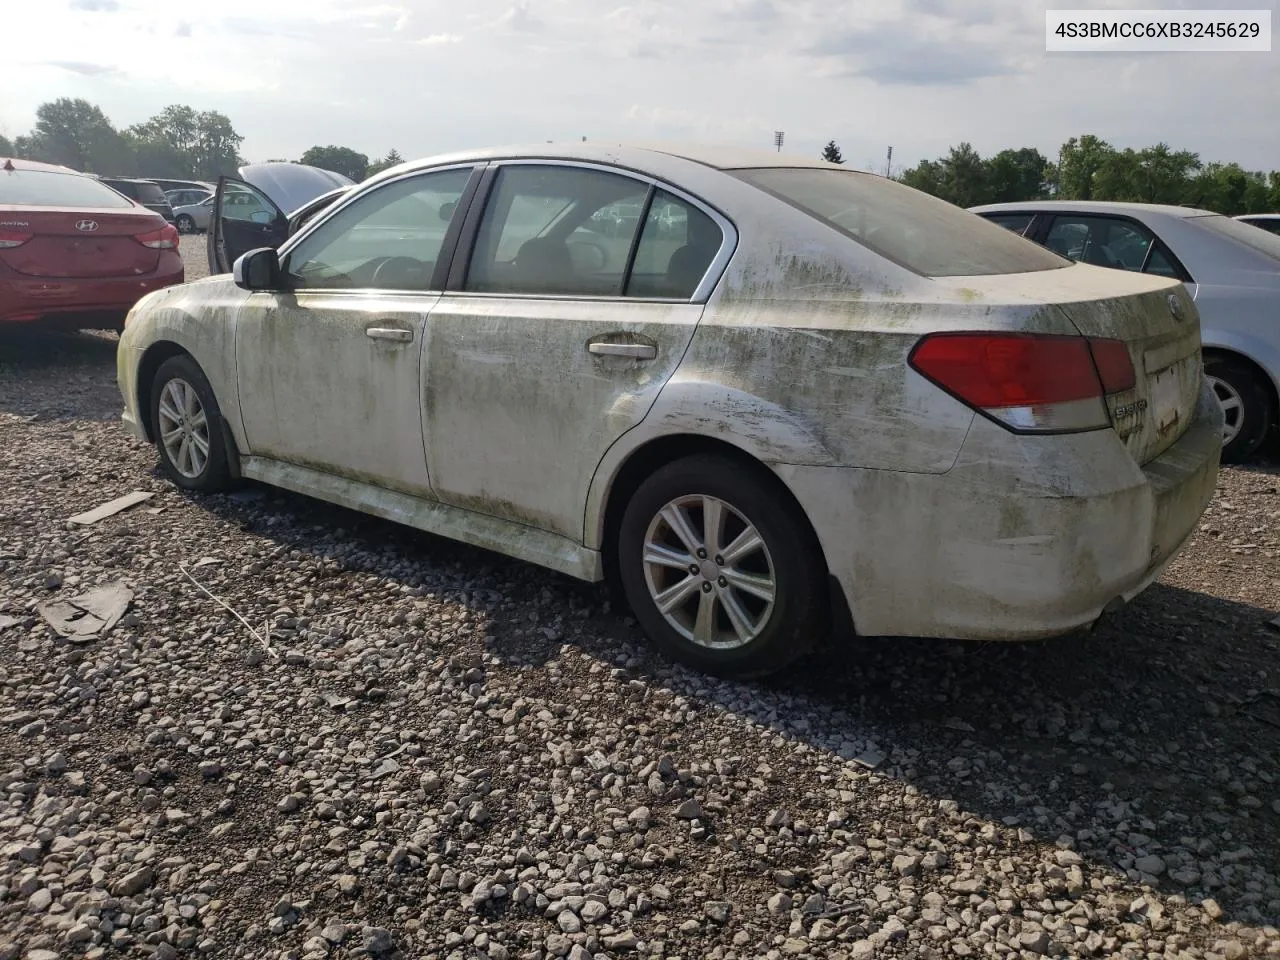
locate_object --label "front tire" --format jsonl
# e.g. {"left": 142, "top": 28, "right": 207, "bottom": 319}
{"left": 150, "top": 355, "right": 232, "bottom": 493}
{"left": 175, "top": 214, "right": 195, "bottom": 235}
{"left": 617, "top": 454, "right": 828, "bottom": 678}
{"left": 1205, "top": 354, "right": 1272, "bottom": 463}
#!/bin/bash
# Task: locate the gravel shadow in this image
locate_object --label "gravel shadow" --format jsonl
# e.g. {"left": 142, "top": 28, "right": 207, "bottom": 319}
{"left": 0, "top": 327, "right": 122, "bottom": 421}
{"left": 180, "top": 473, "right": 1280, "bottom": 927}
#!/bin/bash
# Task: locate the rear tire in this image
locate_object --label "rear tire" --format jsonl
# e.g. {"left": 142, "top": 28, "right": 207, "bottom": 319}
{"left": 175, "top": 214, "right": 195, "bottom": 235}
{"left": 616, "top": 454, "right": 828, "bottom": 678}
{"left": 1205, "top": 354, "right": 1272, "bottom": 463}
{"left": 150, "top": 355, "right": 233, "bottom": 493}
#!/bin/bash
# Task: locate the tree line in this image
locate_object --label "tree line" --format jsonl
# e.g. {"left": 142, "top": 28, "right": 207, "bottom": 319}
{"left": 0, "top": 98, "right": 405, "bottom": 183}
{"left": 821, "top": 135, "right": 1280, "bottom": 216}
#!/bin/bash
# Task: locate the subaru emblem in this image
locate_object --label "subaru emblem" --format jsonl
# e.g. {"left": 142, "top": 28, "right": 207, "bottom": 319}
{"left": 75, "top": 220, "right": 99, "bottom": 232}
{"left": 1167, "top": 293, "right": 1184, "bottom": 321}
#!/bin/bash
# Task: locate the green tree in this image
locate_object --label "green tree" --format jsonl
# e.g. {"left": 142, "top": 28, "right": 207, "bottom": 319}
{"left": 1056, "top": 134, "right": 1113, "bottom": 200}
{"left": 983, "top": 148, "right": 1049, "bottom": 202}
{"left": 299, "top": 145, "right": 369, "bottom": 181}
{"left": 0, "top": 133, "right": 12, "bottom": 157}
{"left": 126, "top": 104, "right": 244, "bottom": 179}
{"left": 1135, "top": 143, "right": 1200, "bottom": 204}
{"left": 366, "top": 148, "right": 404, "bottom": 177}
{"left": 821, "top": 140, "right": 844, "bottom": 164}
{"left": 936, "top": 142, "right": 990, "bottom": 207}
{"left": 898, "top": 158, "right": 945, "bottom": 196}
{"left": 22, "top": 98, "right": 133, "bottom": 173}
{"left": 1092, "top": 147, "right": 1142, "bottom": 201}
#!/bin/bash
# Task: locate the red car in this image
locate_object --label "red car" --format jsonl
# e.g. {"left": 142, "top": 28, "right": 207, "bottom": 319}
{"left": 1, "top": 157, "right": 183, "bottom": 329}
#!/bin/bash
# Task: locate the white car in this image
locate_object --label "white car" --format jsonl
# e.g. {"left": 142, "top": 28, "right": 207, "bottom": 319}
{"left": 116, "top": 143, "right": 1221, "bottom": 677}
{"left": 973, "top": 200, "right": 1280, "bottom": 461}
{"left": 172, "top": 195, "right": 215, "bottom": 234}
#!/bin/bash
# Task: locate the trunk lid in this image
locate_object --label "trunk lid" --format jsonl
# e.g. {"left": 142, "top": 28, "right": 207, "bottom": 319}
{"left": 0, "top": 207, "right": 162, "bottom": 278}
{"left": 938, "top": 263, "right": 1202, "bottom": 465}
{"left": 1055, "top": 284, "right": 1201, "bottom": 465}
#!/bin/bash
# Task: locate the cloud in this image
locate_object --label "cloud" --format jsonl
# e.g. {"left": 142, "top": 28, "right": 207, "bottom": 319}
{"left": 806, "top": 18, "right": 1028, "bottom": 85}
{"left": 175, "top": 20, "right": 192, "bottom": 37}
{"left": 417, "top": 32, "right": 461, "bottom": 44}
{"left": 69, "top": 0, "right": 120, "bottom": 10}
{"left": 42, "top": 60, "right": 121, "bottom": 76}
{"left": 495, "top": 0, "right": 541, "bottom": 32}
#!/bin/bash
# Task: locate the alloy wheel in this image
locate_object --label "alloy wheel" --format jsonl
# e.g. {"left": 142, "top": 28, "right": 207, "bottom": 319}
{"left": 641, "top": 494, "right": 776, "bottom": 650}
{"left": 1208, "top": 374, "right": 1244, "bottom": 445}
{"left": 157, "top": 378, "right": 210, "bottom": 479}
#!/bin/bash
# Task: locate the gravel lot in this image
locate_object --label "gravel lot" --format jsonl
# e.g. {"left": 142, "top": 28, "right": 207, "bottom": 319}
{"left": 1, "top": 239, "right": 1278, "bottom": 960}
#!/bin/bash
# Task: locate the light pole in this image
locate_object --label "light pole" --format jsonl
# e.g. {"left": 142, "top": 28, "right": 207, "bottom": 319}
{"left": 773, "top": 131, "right": 784, "bottom": 153}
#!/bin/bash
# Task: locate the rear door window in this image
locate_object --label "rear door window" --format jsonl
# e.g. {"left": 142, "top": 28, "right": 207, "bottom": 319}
{"left": 733, "top": 167, "right": 1067, "bottom": 277}
{"left": 1044, "top": 214, "right": 1183, "bottom": 278}
{"left": 625, "top": 190, "right": 721, "bottom": 298}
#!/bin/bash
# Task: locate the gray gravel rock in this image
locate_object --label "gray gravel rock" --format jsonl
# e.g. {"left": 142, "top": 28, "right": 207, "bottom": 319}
{"left": 0, "top": 318, "right": 1277, "bottom": 959}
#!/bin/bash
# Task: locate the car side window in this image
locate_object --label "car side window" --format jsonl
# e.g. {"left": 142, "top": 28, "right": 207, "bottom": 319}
{"left": 983, "top": 213, "right": 1034, "bottom": 237}
{"left": 626, "top": 190, "right": 722, "bottom": 298}
{"left": 465, "top": 165, "right": 650, "bottom": 296}
{"left": 1044, "top": 215, "right": 1162, "bottom": 272}
{"left": 284, "top": 167, "right": 472, "bottom": 291}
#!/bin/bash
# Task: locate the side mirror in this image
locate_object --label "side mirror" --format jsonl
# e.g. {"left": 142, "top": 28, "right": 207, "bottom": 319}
{"left": 439, "top": 201, "right": 457, "bottom": 222}
{"left": 233, "top": 248, "right": 281, "bottom": 291}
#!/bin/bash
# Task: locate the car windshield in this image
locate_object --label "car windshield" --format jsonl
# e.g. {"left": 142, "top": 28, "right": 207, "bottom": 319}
{"left": 734, "top": 168, "right": 1069, "bottom": 277}
{"left": 1193, "top": 213, "right": 1280, "bottom": 261}
{"left": 0, "top": 169, "right": 135, "bottom": 208}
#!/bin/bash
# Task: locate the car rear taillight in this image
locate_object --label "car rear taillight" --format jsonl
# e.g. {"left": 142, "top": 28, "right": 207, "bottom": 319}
{"left": 135, "top": 224, "right": 179, "bottom": 249}
{"left": 0, "top": 229, "right": 32, "bottom": 249}
{"left": 909, "top": 332, "right": 1136, "bottom": 433}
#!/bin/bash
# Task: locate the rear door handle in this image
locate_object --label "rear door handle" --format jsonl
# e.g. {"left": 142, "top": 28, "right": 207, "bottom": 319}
{"left": 366, "top": 327, "right": 413, "bottom": 343}
{"left": 589, "top": 341, "right": 656, "bottom": 360}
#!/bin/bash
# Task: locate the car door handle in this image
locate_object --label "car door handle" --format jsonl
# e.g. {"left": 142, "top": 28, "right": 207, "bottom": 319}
{"left": 366, "top": 327, "right": 413, "bottom": 343}
{"left": 589, "top": 342, "right": 656, "bottom": 360}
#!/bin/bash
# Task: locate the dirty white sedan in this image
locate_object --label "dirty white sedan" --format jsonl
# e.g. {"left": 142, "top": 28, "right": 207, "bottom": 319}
{"left": 116, "top": 143, "right": 1222, "bottom": 677}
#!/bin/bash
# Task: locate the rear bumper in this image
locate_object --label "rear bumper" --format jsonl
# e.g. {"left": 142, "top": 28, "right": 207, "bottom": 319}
{"left": 779, "top": 381, "right": 1223, "bottom": 641}
{"left": 0, "top": 255, "right": 184, "bottom": 324}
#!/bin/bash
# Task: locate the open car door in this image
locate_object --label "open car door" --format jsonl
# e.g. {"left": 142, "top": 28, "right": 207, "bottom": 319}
{"left": 207, "top": 175, "right": 290, "bottom": 274}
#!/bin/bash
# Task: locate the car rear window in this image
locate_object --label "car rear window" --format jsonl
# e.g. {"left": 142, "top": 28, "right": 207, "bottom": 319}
{"left": 1193, "top": 213, "right": 1280, "bottom": 261}
{"left": 733, "top": 168, "right": 1070, "bottom": 277}
{"left": 0, "top": 169, "right": 135, "bottom": 208}
{"left": 135, "top": 183, "right": 169, "bottom": 204}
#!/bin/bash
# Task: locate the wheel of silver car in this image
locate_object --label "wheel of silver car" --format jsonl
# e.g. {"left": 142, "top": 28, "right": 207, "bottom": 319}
{"left": 150, "top": 355, "right": 233, "bottom": 493}
{"left": 617, "top": 454, "right": 828, "bottom": 677}
{"left": 1203, "top": 354, "right": 1273, "bottom": 463}
{"left": 175, "top": 214, "right": 195, "bottom": 235}
{"left": 1207, "top": 374, "right": 1244, "bottom": 447}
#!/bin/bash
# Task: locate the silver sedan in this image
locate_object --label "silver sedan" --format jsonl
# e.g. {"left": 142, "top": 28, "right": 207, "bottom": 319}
{"left": 172, "top": 195, "right": 214, "bottom": 234}
{"left": 115, "top": 143, "right": 1220, "bottom": 677}
{"left": 973, "top": 199, "right": 1280, "bottom": 461}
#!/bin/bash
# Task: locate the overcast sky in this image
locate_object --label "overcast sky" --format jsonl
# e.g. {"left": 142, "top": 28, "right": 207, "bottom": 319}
{"left": 5, "top": 0, "right": 1278, "bottom": 172}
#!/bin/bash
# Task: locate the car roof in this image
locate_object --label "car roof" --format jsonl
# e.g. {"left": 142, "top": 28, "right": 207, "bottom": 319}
{"left": 970, "top": 199, "right": 1218, "bottom": 219}
{"left": 1236, "top": 212, "right": 1280, "bottom": 221}
{"left": 98, "top": 176, "right": 159, "bottom": 185}
{"left": 380, "top": 141, "right": 844, "bottom": 178}
{"left": 1, "top": 157, "right": 80, "bottom": 174}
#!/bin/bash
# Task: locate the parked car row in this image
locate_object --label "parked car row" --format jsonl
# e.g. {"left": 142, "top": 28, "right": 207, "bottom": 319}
{"left": 972, "top": 200, "right": 1280, "bottom": 462}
